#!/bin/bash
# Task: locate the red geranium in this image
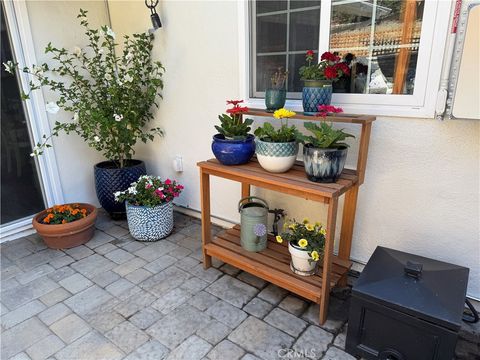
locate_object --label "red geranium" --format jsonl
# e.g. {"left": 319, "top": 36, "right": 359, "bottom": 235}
{"left": 324, "top": 65, "right": 338, "bottom": 80}
{"left": 306, "top": 50, "right": 314, "bottom": 57}
{"left": 320, "top": 51, "right": 339, "bottom": 62}
{"left": 335, "top": 62, "right": 350, "bottom": 76}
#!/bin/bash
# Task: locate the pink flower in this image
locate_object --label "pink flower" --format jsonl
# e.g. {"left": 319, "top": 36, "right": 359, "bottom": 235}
{"left": 145, "top": 183, "right": 152, "bottom": 189}
{"left": 164, "top": 179, "right": 172, "bottom": 185}
{"left": 316, "top": 105, "right": 343, "bottom": 117}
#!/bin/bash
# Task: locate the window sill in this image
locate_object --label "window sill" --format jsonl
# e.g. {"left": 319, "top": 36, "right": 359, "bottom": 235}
{"left": 245, "top": 97, "right": 436, "bottom": 119}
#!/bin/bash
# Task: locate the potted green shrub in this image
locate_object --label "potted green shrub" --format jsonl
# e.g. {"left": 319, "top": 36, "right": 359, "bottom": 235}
{"left": 299, "top": 50, "right": 350, "bottom": 115}
{"left": 265, "top": 68, "right": 288, "bottom": 113}
{"left": 3, "top": 9, "right": 165, "bottom": 218}
{"left": 276, "top": 218, "right": 326, "bottom": 276}
{"left": 298, "top": 120, "right": 355, "bottom": 183}
{"left": 115, "top": 175, "right": 184, "bottom": 241}
{"left": 254, "top": 108, "right": 300, "bottom": 173}
{"left": 212, "top": 100, "right": 255, "bottom": 165}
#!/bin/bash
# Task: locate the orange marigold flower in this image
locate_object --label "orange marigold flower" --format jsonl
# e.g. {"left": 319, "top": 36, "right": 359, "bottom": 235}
{"left": 62, "top": 219, "right": 67, "bottom": 224}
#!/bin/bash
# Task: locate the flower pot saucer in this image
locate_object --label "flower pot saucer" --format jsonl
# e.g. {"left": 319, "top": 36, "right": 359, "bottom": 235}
{"left": 290, "top": 262, "right": 316, "bottom": 276}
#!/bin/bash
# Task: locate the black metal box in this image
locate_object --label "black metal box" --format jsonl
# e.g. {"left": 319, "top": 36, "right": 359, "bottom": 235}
{"left": 346, "top": 246, "right": 469, "bottom": 360}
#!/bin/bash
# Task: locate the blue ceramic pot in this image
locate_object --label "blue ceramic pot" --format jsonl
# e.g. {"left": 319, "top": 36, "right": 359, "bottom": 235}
{"left": 94, "top": 160, "right": 146, "bottom": 218}
{"left": 212, "top": 134, "right": 255, "bottom": 165}
{"left": 302, "top": 80, "right": 333, "bottom": 116}
{"left": 265, "top": 88, "right": 286, "bottom": 113}
{"left": 303, "top": 145, "right": 347, "bottom": 183}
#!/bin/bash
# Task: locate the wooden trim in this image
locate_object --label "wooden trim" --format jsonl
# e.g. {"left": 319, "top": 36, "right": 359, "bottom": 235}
{"left": 356, "top": 121, "right": 373, "bottom": 185}
{"left": 245, "top": 108, "right": 375, "bottom": 124}
{"left": 393, "top": 0, "right": 418, "bottom": 94}
{"left": 338, "top": 184, "right": 359, "bottom": 280}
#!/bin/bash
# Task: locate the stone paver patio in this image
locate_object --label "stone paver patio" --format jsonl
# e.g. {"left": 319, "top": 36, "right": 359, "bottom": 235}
{"left": 0, "top": 210, "right": 359, "bottom": 360}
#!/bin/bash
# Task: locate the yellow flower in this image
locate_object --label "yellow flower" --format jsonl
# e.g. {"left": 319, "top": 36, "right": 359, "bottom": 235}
{"left": 314, "top": 221, "right": 321, "bottom": 227}
{"left": 273, "top": 108, "right": 296, "bottom": 119}
{"left": 288, "top": 224, "right": 297, "bottom": 230}
{"left": 298, "top": 239, "right": 308, "bottom": 248}
{"left": 305, "top": 224, "right": 314, "bottom": 231}
{"left": 320, "top": 228, "right": 327, "bottom": 236}
{"left": 302, "top": 218, "right": 309, "bottom": 224}
{"left": 276, "top": 235, "right": 283, "bottom": 243}
{"left": 282, "top": 222, "right": 288, "bottom": 231}
{"left": 311, "top": 250, "right": 320, "bottom": 261}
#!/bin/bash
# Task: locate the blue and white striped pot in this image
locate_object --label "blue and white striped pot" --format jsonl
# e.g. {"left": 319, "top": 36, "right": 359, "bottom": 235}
{"left": 125, "top": 201, "right": 174, "bottom": 241}
{"left": 255, "top": 138, "right": 299, "bottom": 173}
{"left": 303, "top": 145, "right": 347, "bottom": 183}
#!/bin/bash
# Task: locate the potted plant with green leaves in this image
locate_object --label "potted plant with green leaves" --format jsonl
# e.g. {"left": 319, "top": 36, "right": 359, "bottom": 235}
{"left": 3, "top": 9, "right": 165, "bottom": 218}
{"left": 212, "top": 100, "right": 255, "bottom": 165}
{"left": 115, "top": 175, "right": 184, "bottom": 241}
{"left": 298, "top": 111, "right": 355, "bottom": 182}
{"left": 254, "top": 108, "right": 300, "bottom": 173}
{"left": 276, "top": 218, "right": 326, "bottom": 276}
{"left": 265, "top": 67, "right": 288, "bottom": 113}
{"left": 299, "top": 50, "right": 349, "bottom": 115}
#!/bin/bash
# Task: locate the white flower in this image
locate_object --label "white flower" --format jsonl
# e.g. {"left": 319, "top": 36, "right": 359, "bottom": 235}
{"left": 45, "top": 102, "right": 59, "bottom": 114}
{"left": 106, "top": 26, "right": 116, "bottom": 39}
{"left": 124, "top": 74, "right": 133, "bottom": 83}
{"left": 94, "top": 135, "right": 100, "bottom": 142}
{"left": 72, "top": 46, "right": 82, "bottom": 57}
{"left": 105, "top": 73, "right": 112, "bottom": 81}
{"left": 98, "top": 49, "right": 104, "bottom": 55}
{"left": 113, "top": 191, "right": 123, "bottom": 201}
{"left": 113, "top": 113, "right": 123, "bottom": 122}
{"left": 127, "top": 186, "right": 137, "bottom": 195}
{"left": 32, "top": 65, "right": 43, "bottom": 76}
{"left": 30, "top": 146, "right": 40, "bottom": 157}
{"left": 3, "top": 60, "right": 14, "bottom": 73}
{"left": 125, "top": 52, "right": 133, "bottom": 62}
{"left": 73, "top": 112, "right": 79, "bottom": 122}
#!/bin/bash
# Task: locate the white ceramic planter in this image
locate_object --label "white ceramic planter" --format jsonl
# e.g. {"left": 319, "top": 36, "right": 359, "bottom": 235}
{"left": 125, "top": 201, "right": 173, "bottom": 241}
{"left": 288, "top": 242, "right": 318, "bottom": 276}
{"left": 255, "top": 139, "right": 299, "bottom": 173}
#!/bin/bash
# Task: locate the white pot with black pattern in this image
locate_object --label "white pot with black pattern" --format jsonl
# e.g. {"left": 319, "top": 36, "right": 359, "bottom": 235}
{"left": 255, "top": 138, "right": 299, "bottom": 173}
{"left": 125, "top": 200, "right": 174, "bottom": 241}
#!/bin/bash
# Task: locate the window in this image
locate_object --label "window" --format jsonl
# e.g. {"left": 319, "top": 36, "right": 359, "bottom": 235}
{"left": 245, "top": 0, "right": 451, "bottom": 117}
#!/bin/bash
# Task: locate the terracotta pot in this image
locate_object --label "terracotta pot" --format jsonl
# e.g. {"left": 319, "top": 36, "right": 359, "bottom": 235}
{"left": 32, "top": 203, "right": 98, "bottom": 249}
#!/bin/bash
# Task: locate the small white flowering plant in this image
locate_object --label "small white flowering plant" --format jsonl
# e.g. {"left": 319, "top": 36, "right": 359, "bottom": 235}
{"left": 114, "top": 175, "right": 184, "bottom": 207}
{"left": 3, "top": 9, "right": 164, "bottom": 168}
{"left": 276, "top": 218, "right": 326, "bottom": 262}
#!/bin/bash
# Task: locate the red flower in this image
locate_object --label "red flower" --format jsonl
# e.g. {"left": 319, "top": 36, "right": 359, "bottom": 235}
{"left": 316, "top": 105, "right": 343, "bottom": 117}
{"left": 306, "top": 50, "right": 314, "bottom": 57}
{"left": 226, "top": 100, "right": 244, "bottom": 106}
{"left": 335, "top": 62, "right": 350, "bottom": 75}
{"left": 164, "top": 179, "right": 172, "bottom": 185}
{"left": 320, "top": 52, "right": 337, "bottom": 62}
{"left": 324, "top": 65, "right": 338, "bottom": 79}
{"left": 226, "top": 106, "right": 249, "bottom": 115}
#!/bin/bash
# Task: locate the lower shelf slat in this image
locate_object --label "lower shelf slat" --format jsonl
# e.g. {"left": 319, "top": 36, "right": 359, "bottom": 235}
{"left": 205, "top": 227, "right": 352, "bottom": 304}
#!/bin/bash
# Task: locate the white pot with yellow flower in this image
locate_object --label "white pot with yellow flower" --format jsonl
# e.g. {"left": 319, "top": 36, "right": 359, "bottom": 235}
{"left": 276, "top": 218, "right": 326, "bottom": 276}
{"left": 254, "top": 108, "right": 300, "bottom": 173}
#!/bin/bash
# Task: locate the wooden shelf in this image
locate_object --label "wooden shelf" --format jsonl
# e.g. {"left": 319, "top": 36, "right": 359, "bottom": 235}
{"left": 198, "top": 158, "right": 358, "bottom": 201}
{"left": 245, "top": 108, "right": 375, "bottom": 124}
{"left": 205, "top": 225, "right": 352, "bottom": 304}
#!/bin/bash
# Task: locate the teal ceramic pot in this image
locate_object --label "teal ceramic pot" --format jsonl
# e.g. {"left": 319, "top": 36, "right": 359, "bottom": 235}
{"left": 303, "top": 144, "right": 347, "bottom": 183}
{"left": 265, "top": 88, "right": 287, "bottom": 113}
{"left": 302, "top": 80, "right": 333, "bottom": 115}
{"left": 255, "top": 138, "right": 299, "bottom": 173}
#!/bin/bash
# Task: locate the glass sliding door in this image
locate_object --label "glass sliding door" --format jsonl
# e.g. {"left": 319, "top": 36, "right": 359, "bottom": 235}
{"left": 1, "top": 3, "right": 45, "bottom": 225}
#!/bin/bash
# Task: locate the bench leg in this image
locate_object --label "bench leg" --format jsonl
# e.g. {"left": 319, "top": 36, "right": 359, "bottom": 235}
{"left": 319, "top": 197, "right": 338, "bottom": 324}
{"left": 200, "top": 170, "right": 212, "bottom": 269}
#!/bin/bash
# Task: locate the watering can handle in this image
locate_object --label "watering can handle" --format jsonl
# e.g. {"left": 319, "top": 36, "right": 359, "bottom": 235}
{"left": 238, "top": 196, "right": 269, "bottom": 213}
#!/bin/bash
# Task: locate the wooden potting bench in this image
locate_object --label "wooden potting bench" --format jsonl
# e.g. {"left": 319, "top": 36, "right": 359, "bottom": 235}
{"left": 198, "top": 109, "right": 374, "bottom": 324}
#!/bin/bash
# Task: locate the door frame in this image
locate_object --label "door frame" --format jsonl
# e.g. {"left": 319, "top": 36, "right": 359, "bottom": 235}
{"left": 1, "top": 1, "right": 64, "bottom": 241}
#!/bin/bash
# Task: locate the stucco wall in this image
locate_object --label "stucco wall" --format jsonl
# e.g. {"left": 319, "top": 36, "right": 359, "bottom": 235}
{"left": 27, "top": 1, "right": 479, "bottom": 299}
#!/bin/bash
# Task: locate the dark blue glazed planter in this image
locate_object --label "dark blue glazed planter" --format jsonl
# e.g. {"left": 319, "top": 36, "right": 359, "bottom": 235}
{"left": 212, "top": 134, "right": 255, "bottom": 166}
{"left": 302, "top": 80, "right": 333, "bottom": 115}
{"left": 303, "top": 145, "right": 347, "bottom": 183}
{"left": 94, "top": 160, "right": 146, "bottom": 218}
{"left": 265, "top": 88, "right": 286, "bottom": 113}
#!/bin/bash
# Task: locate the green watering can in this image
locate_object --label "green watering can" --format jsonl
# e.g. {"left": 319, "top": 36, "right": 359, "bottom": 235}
{"left": 238, "top": 196, "right": 269, "bottom": 252}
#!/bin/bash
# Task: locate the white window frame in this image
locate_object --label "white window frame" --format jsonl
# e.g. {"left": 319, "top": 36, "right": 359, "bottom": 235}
{"left": 239, "top": 0, "right": 454, "bottom": 118}
{"left": 1, "top": 1, "right": 64, "bottom": 241}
